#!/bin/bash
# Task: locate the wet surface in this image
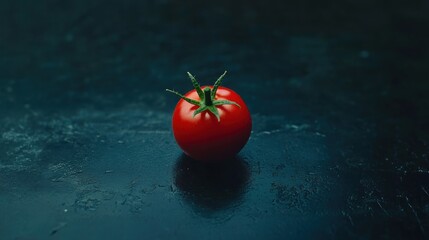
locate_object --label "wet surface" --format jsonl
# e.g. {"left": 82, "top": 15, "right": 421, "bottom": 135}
{"left": 0, "top": 0, "right": 429, "bottom": 239}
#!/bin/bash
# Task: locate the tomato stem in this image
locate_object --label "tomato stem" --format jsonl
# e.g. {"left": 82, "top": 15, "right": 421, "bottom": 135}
{"left": 203, "top": 87, "right": 213, "bottom": 106}
{"left": 166, "top": 71, "right": 241, "bottom": 122}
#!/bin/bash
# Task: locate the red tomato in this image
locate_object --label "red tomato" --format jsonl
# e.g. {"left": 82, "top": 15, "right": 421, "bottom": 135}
{"left": 167, "top": 72, "right": 252, "bottom": 161}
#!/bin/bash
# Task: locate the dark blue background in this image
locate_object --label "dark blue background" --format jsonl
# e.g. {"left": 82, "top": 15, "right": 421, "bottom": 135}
{"left": 0, "top": 0, "right": 428, "bottom": 239}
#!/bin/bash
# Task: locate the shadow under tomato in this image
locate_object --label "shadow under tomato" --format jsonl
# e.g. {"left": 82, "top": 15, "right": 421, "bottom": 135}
{"left": 173, "top": 154, "right": 250, "bottom": 214}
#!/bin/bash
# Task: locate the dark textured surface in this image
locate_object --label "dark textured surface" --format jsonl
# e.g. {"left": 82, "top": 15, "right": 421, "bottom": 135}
{"left": 1, "top": 0, "right": 429, "bottom": 239}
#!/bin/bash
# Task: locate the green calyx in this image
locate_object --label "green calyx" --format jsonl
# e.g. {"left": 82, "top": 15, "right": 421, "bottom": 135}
{"left": 166, "top": 71, "right": 240, "bottom": 122}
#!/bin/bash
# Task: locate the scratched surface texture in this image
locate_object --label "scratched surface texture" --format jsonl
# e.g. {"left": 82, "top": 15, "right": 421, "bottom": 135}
{"left": 1, "top": 0, "right": 429, "bottom": 239}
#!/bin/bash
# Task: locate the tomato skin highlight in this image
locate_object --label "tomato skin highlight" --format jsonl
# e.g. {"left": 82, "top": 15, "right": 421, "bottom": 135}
{"left": 172, "top": 86, "right": 252, "bottom": 161}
